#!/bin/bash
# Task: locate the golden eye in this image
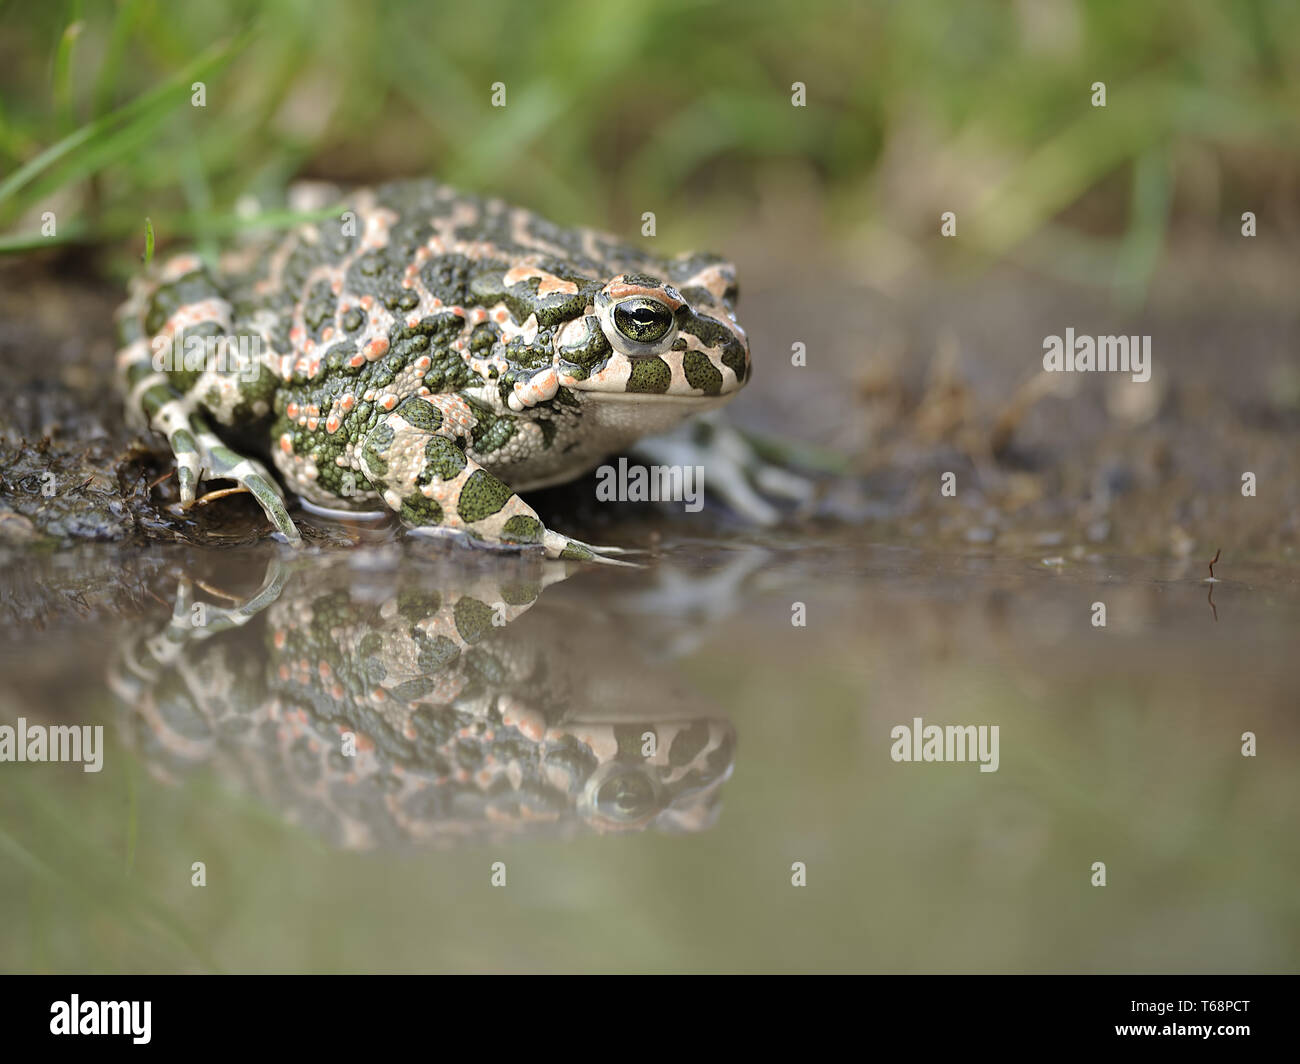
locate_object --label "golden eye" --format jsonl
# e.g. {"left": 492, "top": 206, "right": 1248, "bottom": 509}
{"left": 612, "top": 298, "right": 673, "bottom": 344}
{"left": 595, "top": 771, "right": 658, "bottom": 821}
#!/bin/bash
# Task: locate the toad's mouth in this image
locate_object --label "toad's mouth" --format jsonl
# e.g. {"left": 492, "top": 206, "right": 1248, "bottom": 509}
{"left": 583, "top": 391, "right": 736, "bottom": 405}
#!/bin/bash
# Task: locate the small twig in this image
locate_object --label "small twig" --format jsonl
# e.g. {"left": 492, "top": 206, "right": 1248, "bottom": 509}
{"left": 1208, "top": 548, "right": 1221, "bottom": 580}
{"left": 193, "top": 485, "right": 250, "bottom": 506}
{"left": 194, "top": 579, "right": 243, "bottom": 603}
{"left": 147, "top": 469, "right": 174, "bottom": 490}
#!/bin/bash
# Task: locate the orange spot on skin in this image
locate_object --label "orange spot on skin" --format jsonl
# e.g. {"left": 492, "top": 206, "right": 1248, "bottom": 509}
{"left": 360, "top": 296, "right": 374, "bottom": 309}
{"left": 280, "top": 434, "right": 294, "bottom": 454}
{"left": 286, "top": 402, "right": 299, "bottom": 419}
{"left": 326, "top": 415, "right": 341, "bottom": 433}
{"left": 348, "top": 354, "right": 366, "bottom": 368}
{"left": 365, "top": 338, "right": 389, "bottom": 360}
{"left": 380, "top": 394, "right": 397, "bottom": 411}
{"left": 340, "top": 394, "right": 355, "bottom": 411}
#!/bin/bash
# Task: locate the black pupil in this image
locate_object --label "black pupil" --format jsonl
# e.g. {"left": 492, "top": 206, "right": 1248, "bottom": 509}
{"left": 599, "top": 774, "right": 653, "bottom": 816}
{"left": 632, "top": 309, "right": 656, "bottom": 324}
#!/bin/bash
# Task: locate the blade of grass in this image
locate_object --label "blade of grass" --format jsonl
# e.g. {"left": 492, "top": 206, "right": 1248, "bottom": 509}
{"left": 1112, "top": 145, "right": 1173, "bottom": 305}
{"left": 3, "top": 779, "right": 222, "bottom": 971}
{"left": 52, "top": 7, "right": 85, "bottom": 135}
{"left": 92, "top": 0, "right": 146, "bottom": 119}
{"left": 0, "top": 816, "right": 219, "bottom": 972}
{"left": 0, "top": 31, "right": 249, "bottom": 209}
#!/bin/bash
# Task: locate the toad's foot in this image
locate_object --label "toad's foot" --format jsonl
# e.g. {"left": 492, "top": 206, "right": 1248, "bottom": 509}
{"left": 360, "top": 395, "right": 633, "bottom": 564}
{"left": 190, "top": 416, "right": 302, "bottom": 545}
{"left": 632, "top": 411, "right": 817, "bottom": 526}
{"left": 118, "top": 335, "right": 301, "bottom": 544}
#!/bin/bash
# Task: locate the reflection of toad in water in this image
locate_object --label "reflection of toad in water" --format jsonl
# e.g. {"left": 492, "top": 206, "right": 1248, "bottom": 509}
{"left": 109, "top": 556, "right": 735, "bottom": 848}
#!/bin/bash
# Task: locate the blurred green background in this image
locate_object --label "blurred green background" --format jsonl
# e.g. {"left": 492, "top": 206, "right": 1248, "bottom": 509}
{"left": 2, "top": 0, "right": 1299, "bottom": 290}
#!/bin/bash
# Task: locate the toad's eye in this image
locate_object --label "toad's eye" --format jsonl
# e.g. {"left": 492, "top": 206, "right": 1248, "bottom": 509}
{"left": 612, "top": 298, "right": 674, "bottom": 345}
{"left": 594, "top": 771, "right": 659, "bottom": 822}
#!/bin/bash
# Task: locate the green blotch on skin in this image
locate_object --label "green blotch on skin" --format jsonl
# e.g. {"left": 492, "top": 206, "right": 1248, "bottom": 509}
{"left": 668, "top": 720, "right": 710, "bottom": 765}
{"left": 390, "top": 677, "right": 437, "bottom": 702}
{"left": 500, "top": 581, "right": 542, "bottom": 606}
{"left": 682, "top": 350, "right": 723, "bottom": 395}
{"left": 471, "top": 413, "right": 515, "bottom": 455}
{"left": 559, "top": 542, "right": 594, "bottom": 561}
{"left": 453, "top": 596, "right": 496, "bottom": 644}
{"left": 457, "top": 468, "right": 513, "bottom": 523}
{"left": 423, "top": 435, "right": 467, "bottom": 480}
{"left": 303, "top": 280, "right": 338, "bottom": 338}
{"left": 722, "top": 345, "right": 747, "bottom": 382}
{"left": 415, "top": 631, "right": 461, "bottom": 672}
{"left": 397, "top": 588, "right": 442, "bottom": 622}
{"left": 397, "top": 396, "right": 443, "bottom": 432}
{"left": 537, "top": 417, "right": 557, "bottom": 449}
{"left": 361, "top": 422, "right": 395, "bottom": 477}
{"left": 399, "top": 493, "right": 443, "bottom": 526}
{"left": 501, "top": 515, "right": 543, "bottom": 544}
{"left": 625, "top": 356, "right": 672, "bottom": 394}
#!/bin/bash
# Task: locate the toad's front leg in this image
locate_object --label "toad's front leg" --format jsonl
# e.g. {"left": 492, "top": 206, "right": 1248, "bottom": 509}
{"left": 359, "top": 395, "right": 627, "bottom": 562}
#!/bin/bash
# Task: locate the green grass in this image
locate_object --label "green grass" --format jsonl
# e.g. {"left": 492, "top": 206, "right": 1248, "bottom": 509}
{"left": 0, "top": 0, "right": 1298, "bottom": 294}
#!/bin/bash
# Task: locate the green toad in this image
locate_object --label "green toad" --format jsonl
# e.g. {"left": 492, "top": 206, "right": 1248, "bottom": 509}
{"left": 115, "top": 179, "right": 750, "bottom": 558}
